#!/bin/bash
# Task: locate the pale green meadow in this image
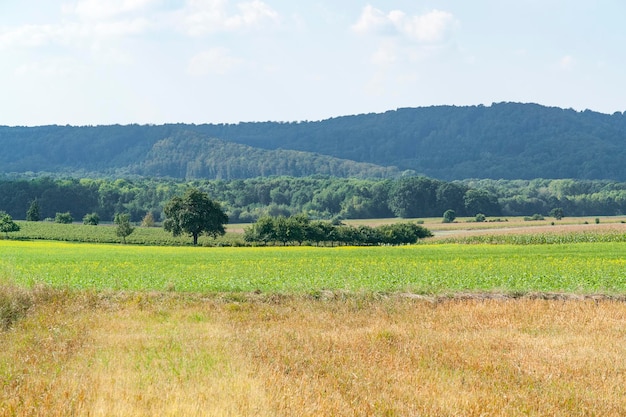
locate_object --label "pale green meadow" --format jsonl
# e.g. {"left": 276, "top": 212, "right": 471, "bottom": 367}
{"left": 1, "top": 240, "right": 624, "bottom": 294}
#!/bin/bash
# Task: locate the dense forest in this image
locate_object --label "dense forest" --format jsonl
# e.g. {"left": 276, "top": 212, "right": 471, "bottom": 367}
{"left": 2, "top": 102, "right": 626, "bottom": 181}
{"left": 1, "top": 175, "right": 625, "bottom": 223}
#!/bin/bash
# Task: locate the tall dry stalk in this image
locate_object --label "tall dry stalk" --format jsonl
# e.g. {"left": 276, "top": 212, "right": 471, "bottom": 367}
{"left": 1, "top": 292, "right": 626, "bottom": 416}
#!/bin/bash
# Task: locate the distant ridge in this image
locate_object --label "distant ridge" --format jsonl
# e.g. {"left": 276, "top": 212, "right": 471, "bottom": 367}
{"left": 2, "top": 102, "right": 625, "bottom": 180}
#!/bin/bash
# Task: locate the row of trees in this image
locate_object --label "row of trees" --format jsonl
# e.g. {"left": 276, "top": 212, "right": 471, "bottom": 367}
{"left": 1, "top": 175, "right": 626, "bottom": 225}
{"left": 4, "top": 188, "right": 431, "bottom": 246}
{"left": 243, "top": 215, "right": 432, "bottom": 246}
{"left": 1, "top": 189, "right": 228, "bottom": 246}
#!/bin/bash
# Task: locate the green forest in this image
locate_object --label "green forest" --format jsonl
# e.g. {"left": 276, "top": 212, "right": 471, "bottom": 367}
{"left": 2, "top": 102, "right": 626, "bottom": 181}
{"left": 2, "top": 103, "right": 625, "bottom": 222}
{"left": 1, "top": 175, "right": 625, "bottom": 223}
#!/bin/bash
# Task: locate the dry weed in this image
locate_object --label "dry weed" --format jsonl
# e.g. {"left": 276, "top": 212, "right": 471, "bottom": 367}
{"left": 1, "top": 292, "right": 626, "bottom": 416}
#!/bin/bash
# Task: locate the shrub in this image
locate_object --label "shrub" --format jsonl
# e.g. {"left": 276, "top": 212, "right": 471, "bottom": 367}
{"left": 442, "top": 209, "right": 456, "bottom": 223}
{"left": 55, "top": 212, "right": 73, "bottom": 224}
{"left": 549, "top": 207, "right": 564, "bottom": 220}
{"left": 475, "top": 213, "right": 486, "bottom": 222}
{"left": 83, "top": 212, "right": 100, "bottom": 226}
{"left": 141, "top": 212, "right": 156, "bottom": 227}
{"left": 524, "top": 214, "right": 544, "bottom": 221}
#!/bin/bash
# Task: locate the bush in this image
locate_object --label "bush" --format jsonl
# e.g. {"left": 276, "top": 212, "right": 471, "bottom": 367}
{"left": 141, "top": 212, "right": 156, "bottom": 227}
{"left": 83, "top": 212, "right": 100, "bottom": 226}
{"left": 442, "top": 209, "right": 456, "bottom": 223}
{"left": 524, "top": 214, "right": 544, "bottom": 221}
{"left": 55, "top": 212, "right": 73, "bottom": 224}
{"left": 475, "top": 213, "right": 486, "bottom": 222}
{"left": 244, "top": 215, "right": 432, "bottom": 246}
{"left": 549, "top": 207, "right": 564, "bottom": 220}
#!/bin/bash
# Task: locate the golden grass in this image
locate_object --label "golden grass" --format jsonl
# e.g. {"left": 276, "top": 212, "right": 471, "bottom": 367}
{"left": 2, "top": 290, "right": 626, "bottom": 416}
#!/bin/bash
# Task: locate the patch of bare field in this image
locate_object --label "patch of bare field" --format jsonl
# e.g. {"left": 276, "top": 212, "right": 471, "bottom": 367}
{"left": 2, "top": 291, "right": 626, "bottom": 416}
{"left": 429, "top": 221, "right": 626, "bottom": 240}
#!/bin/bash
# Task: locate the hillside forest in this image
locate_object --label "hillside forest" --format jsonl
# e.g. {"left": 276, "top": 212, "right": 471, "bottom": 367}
{"left": 1, "top": 175, "right": 625, "bottom": 224}
{"left": 2, "top": 102, "right": 626, "bottom": 181}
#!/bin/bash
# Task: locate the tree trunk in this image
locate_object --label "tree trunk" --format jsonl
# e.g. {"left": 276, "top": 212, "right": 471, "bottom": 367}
{"left": 193, "top": 233, "right": 198, "bottom": 246}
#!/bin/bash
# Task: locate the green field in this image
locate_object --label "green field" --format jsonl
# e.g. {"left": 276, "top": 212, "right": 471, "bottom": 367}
{"left": 1, "top": 240, "right": 624, "bottom": 294}
{"left": 10, "top": 221, "right": 244, "bottom": 246}
{"left": 3, "top": 229, "right": 626, "bottom": 415}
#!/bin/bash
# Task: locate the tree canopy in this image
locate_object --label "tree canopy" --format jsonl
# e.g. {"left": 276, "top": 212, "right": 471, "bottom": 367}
{"left": 1, "top": 103, "right": 626, "bottom": 181}
{"left": 244, "top": 215, "right": 432, "bottom": 246}
{"left": 2, "top": 175, "right": 626, "bottom": 225}
{"left": 0, "top": 211, "right": 20, "bottom": 238}
{"left": 163, "top": 188, "right": 228, "bottom": 245}
{"left": 114, "top": 213, "right": 134, "bottom": 243}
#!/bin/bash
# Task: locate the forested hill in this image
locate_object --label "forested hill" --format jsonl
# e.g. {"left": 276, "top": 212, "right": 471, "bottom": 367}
{"left": 0, "top": 128, "right": 400, "bottom": 179}
{"left": 2, "top": 102, "right": 626, "bottom": 180}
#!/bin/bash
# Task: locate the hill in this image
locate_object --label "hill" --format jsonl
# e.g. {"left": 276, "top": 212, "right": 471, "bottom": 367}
{"left": 2, "top": 102, "right": 625, "bottom": 180}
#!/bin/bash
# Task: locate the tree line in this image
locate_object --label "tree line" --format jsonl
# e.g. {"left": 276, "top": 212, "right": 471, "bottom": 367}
{"left": 243, "top": 215, "right": 432, "bottom": 246}
{"left": 1, "top": 175, "right": 626, "bottom": 224}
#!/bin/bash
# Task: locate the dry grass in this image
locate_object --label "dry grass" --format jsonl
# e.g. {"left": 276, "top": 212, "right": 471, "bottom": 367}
{"left": 2, "top": 289, "right": 626, "bottom": 416}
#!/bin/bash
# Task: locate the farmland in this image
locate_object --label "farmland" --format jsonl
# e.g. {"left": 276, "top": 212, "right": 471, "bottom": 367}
{"left": 1, "top": 221, "right": 626, "bottom": 416}
{"left": 1, "top": 239, "right": 625, "bottom": 294}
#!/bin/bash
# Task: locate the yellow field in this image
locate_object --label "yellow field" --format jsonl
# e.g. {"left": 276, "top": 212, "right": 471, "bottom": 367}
{"left": 2, "top": 289, "right": 626, "bottom": 416}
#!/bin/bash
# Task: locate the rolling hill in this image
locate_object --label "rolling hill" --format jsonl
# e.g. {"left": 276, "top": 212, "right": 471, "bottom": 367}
{"left": 2, "top": 102, "right": 625, "bottom": 180}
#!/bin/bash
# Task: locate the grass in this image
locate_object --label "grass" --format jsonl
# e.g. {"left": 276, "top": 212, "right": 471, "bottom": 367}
{"left": 1, "top": 240, "right": 625, "bottom": 294}
{"left": 2, "top": 224, "right": 626, "bottom": 415}
{"left": 1, "top": 289, "right": 626, "bottom": 416}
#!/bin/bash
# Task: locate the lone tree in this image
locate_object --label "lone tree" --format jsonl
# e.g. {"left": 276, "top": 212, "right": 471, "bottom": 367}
{"left": 549, "top": 207, "right": 564, "bottom": 220}
{"left": 442, "top": 209, "right": 456, "bottom": 223}
{"left": 114, "top": 213, "right": 134, "bottom": 244}
{"left": 0, "top": 211, "right": 20, "bottom": 238}
{"left": 163, "top": 188, "right": 228, "bottom": 246}
{"left": 26, "top": 200, "right": 41, "bottom": 222}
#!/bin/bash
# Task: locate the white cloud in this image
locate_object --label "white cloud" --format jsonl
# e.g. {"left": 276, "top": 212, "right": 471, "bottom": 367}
{"left": 352, "top": 5, "right": 456, "bottom": 44}
{"left": 351, "top": 5, "right": 389, "bottom": 34}
{"left": 64, "top": 0, "right": 157, "bottom": 20}
{"left": 0, "top": 0, "right": 156, "bottom": 51}
{"left": 0, "top": 18, "right": 150, "bottom": 50}
{"left": 187, "top": 47, "right": 244, "bottom": 75}
{"left": 183, "top": 0, "right": 280, "bottom": 36}
{"left": 0, "top": 24, "right": 60, "bottom": 48}
{"left": 1, "top": 0, "right": 281, "bottom": 51}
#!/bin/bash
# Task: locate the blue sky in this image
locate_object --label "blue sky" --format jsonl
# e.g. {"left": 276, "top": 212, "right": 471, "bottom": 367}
{"left": 1, "top": 0, "right": 624, "bottom": 126}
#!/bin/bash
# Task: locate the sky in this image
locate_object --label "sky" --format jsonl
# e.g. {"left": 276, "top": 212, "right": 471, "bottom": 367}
{"left": 1, "top": 0, "right": 625, "bottom": 126}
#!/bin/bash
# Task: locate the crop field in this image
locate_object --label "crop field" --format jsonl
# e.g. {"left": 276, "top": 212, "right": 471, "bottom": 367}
{"left": 1, "top": 226, "right": 626, "bottom": 416}
{"left": 1, "top": 240, "right": 625, "bottom": 294}
{"left": 11, "top": 221, "right": 244, "bottom": 246}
